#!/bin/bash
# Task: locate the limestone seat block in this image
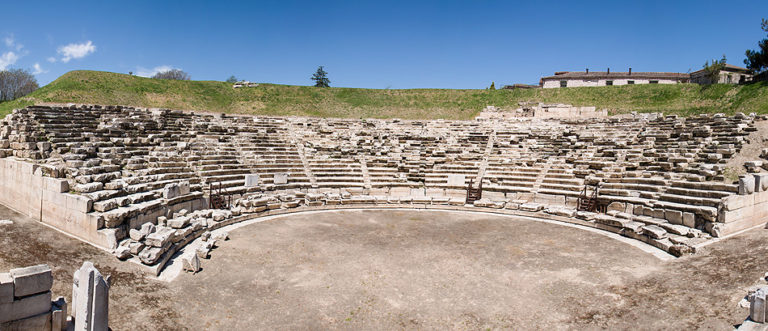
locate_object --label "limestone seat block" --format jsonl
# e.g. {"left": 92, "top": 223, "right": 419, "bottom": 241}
{"left": 9, "top": 264, "right": 53, "bottom": 298}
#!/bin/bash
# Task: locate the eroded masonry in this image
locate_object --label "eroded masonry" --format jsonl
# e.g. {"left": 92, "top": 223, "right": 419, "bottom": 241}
{"left": 0, "top": 105, "right": 765, "bottom": 274}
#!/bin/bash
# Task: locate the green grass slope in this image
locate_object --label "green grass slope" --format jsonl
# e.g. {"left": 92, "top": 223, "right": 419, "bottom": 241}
{"left": 1, "top": 70, "right": 767, "bottom": 120}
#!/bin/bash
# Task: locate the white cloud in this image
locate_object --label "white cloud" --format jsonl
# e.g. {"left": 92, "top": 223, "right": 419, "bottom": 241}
{"left": 0, "top": 52, "right": 20, "bottom": 70}
{"left": 4, "top": 35, "right": 22, "bottom": 52}
{"left": 32, "top": 63, "right": 47, "bottom": 75}
{"left": 57, "top": 41, "right": 96, "bottom": 63}
{"left": 136, "top": 65, "right": 176, "bottom": 77}
{"left": 46, "top": 57, "right": 57, "bottom": 63}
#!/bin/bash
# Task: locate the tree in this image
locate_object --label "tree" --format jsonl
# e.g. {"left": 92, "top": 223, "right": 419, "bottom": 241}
{"left": 311, "top": 66, "right": 330, "bottom": 87}
{"left": 226, "top": 75, "right": 238, "bottom": 83}
{"left": 489, "top": 82, "right": 496, "bottom": 90}
{"left": 702, "top": 55, "right": 727, "bottom": 84}
{"left": 0, "top": 68, "right": 39, "bottom": 102}
{"left": 745, "top": 18, "right": 768, "bottom": 73}
{"left": 152, "top": 69, "right": 191, "bottom": 80}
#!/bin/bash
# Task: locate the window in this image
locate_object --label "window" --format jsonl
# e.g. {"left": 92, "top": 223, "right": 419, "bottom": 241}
{"left": 627, "top": 80, "right": 635, "bottom": 85}
{"left": 560, "top": 80, "right": 567, "bottom": 88}
{"left": 649, "top": 80, "right": 659, "bottom": 84}
{"left": 606, "top": 80, "right": 613, "bottom": 86}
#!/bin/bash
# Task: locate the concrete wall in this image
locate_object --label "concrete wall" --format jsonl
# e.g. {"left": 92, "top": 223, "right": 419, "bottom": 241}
{"left": 542, "top": 78, "right": 681, "bottom": 88}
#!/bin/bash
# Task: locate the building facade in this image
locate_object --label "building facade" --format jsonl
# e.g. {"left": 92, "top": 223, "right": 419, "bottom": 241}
{"left": 690, "top": 64, "right": 753, "bottom": 84}
{"left": 540, "top": 69, "right": 690, "bottom": 88}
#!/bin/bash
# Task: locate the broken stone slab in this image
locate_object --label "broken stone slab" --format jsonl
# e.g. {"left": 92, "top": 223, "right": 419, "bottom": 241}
{"left": 641, "top": 225, "right": 668, "bottom": 239}
{"left": 212, "top": 232, "right": 229, "bottom": 242}
{"left": 740, "top": 175, "right": 756, "bottom": 195}
{"left": 144, "top": 227, "right": 174, "bottom": 248}
{"left": 167, "top": 216, "right": 190, "bottom": 229}
{"left": 128, "top": 229, "right": 145, "bottom": 241}
{"left": 519, "top": 203, "right": 543, "bottom": 212}
{"left": 163, "top": 183, "right": 181, "bottom": 200}
{"left": 182, "top": 255, "right": 201, "bottom": 274}
{"left": 196, "top": 246, "right": 210, "bottom": 259}
{"left": 9, "top": 264, "right": 53, "bottom": 298}
{"left": 138, "top": 247, "right": 163, "bottom": 265}
{"left": 140, "top": 222, "right": 156, "bottom": 237}
{"left": 128, "top": 242, "right": 145, "bottom": 255}
{"left": 113, "top": 246, "right": 131, "bottom": 260}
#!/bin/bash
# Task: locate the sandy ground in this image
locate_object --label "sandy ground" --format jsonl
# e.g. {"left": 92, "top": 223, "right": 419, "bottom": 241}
{"left": 1, "top": 206, "right": 766, "bottom": 330}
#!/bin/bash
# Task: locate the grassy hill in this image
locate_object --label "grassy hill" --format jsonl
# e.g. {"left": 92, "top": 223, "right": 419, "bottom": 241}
{"left": 1, "top": 70, "right": 767, "bottom": 120}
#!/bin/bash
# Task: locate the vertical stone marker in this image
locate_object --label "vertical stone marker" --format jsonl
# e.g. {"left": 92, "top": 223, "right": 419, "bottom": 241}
{"left": 273, "top": 172, "right": 288, "bottom": 185}
{"left": 72, "top": 261, "right": 109, "bottom": 331}
{"left": 245, "top": 174, "right": 259, "bottom": 187}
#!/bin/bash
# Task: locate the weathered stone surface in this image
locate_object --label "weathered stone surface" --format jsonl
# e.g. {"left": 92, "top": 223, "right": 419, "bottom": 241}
{"left": 740, "top": 175, "right": 756, "bottom": 195}
{"left": 144, "top": 227, "right": 174, "bottom": 248}
{"left": 182, "top": 255, "right": 201, "bottom": 273}
{"left": 665, "top": 209, "right": 683, "bottom": 225}
{"left": 138, "top": 247, "right": 163, "bottom": 265}
{"left": 642, "top": 225, "right": 667, "bottom": 239}
{"left": 273, "top": 172, "right": 288, "bottom": 185}
{"left": 750, "top": 287, "right": 768, "bottom": 323}
{"left": 128, "top": 229, "right": 144, "bottom": 241}
{"left": 0, "top": 291, "right": 51, "bottom": 323}
{"left": 9, "top": 264, "right": 53, "bottom": 298}
{"left": 163, "top": 183, "right": 181, "bottom": 199}
{"left": 0, "top": 273, "right": 12, "bottom": 303}
{"left": 72, "top": 261, "right": 109, "bottom": 330}
{"left": 682, "top": 212, "right": 696, "bottom": 228}
{"left": 140, "top": 222, "right": 156, "bottom": 237}
{"left": 114, "top": 246, "right": 131, "bottom": 260}
{"left": 245, "top": 174, "right": 259, "bottom": 187}
{"left": 519, "top": 203, "right": 543, "bottom": 212}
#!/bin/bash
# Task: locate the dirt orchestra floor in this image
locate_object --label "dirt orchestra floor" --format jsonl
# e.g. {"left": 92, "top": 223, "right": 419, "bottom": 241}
{"left": 0, "top": 205, "right": 765, "bottom": 330}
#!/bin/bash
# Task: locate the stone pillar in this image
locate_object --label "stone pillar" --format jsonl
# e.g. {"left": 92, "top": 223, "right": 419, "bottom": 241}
{"left": 750, "top": 287, "right": 768, "bottom": 323}
{"left": 72, "top": 262, "right": 109, "bottom": 331}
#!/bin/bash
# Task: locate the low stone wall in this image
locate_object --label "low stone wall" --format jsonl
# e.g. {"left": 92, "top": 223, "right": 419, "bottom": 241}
{"left": 0, "top": 157, "right": 206, "bottom": 249}
{"left": 0, "top": 158, "right": 104, "bottom": 244}
{"left": 715, "top": 174, "right": 768, "bottom": 237}
{"left": 0, "top": 264, "right": 67, "bottom": 330}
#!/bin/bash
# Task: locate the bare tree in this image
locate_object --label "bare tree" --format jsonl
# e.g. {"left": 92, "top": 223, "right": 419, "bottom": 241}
{"left": 152, "top": 69, "right": 191, "bottom": 80}
{"left": 0, "top": 68, "right": 39, "bottom": 101}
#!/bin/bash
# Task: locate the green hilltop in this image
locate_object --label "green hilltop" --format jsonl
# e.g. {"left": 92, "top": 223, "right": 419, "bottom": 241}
{"left": 1, "top": 70, "right": 767, "bottom": 119}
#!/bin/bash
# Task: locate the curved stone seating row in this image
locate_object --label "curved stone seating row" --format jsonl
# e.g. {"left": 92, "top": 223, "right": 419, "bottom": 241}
{"left": 113, "top": 189, "right": 711, "bottom": 275}
{"left": 0, "top": 104, "right": 763, "bottom": 254}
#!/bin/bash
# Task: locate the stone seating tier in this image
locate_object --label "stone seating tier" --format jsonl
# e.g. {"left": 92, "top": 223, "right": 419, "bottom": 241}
{"left": 0, "top": 105, "right": 762, "bottom": 252}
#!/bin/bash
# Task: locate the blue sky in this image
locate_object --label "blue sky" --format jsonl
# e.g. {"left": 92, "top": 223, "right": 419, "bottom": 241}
{"left": 1, "top": 0, "right": 767, "bottom": 89}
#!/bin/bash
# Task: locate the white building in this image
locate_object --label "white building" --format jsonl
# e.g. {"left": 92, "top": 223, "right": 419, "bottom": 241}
{"left": 540, "top": 69, "right": 690, "bottom": 88}
{"left": 690, "top": 63, "right": 753, "bottom": 84}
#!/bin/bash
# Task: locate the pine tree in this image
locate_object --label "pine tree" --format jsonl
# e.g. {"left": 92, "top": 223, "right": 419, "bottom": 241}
{"left": 312, "top": 66, "right": 330, "bottom": 87}
{"left": 489, "top": 82, "right": 496, "bottom": 90}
